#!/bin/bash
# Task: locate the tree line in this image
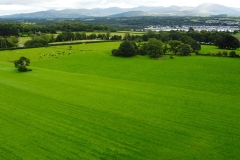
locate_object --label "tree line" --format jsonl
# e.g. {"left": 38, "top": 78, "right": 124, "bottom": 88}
{"left": 0, "top": 22, "right": 110, "bottom": 37}
{"left": 55, "top": 31, "right": 122, "bottom": 42}
{"left": 133, "top": 30, "right": 239, "bottom": 50}
{"left": 112, "top": 28, "right": 240, "bottom": 58}
{"left": 112, "top": 39, "right": 194, "bottom": 58}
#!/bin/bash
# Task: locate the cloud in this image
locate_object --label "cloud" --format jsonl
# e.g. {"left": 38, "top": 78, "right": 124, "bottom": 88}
{"left": 0, "top": 0, "right": 42, "bottom": 5}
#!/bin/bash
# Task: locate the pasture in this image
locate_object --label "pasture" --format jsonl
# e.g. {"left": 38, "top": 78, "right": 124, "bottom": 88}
{"left": 199, "top": 44, "right": 240, "bottom": 55}
{"left": 0, "top": 42, "right": 240, "bottom": 159}
{"left": 233, "top": 32, "right": 240, "bottom": 37}
{"left": 18, "top": 37, "right": 31, "bottom": 45}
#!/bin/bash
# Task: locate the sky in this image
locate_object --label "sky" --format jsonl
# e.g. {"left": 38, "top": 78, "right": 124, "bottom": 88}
{"left": 0, "top": 0, "right": 239, "bottom": 16}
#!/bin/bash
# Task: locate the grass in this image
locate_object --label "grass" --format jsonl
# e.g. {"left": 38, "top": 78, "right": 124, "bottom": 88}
{"left": 233, "top": 32, "right": 240, "bottom": 37}
{"left": 199, "top": 45, "right": 240, "bottom": 55}
{"left": 0, "top": 42, "right": 240, "bottom": 159}
{"left": 18, "top": 37, "right": 31, "bottom": 45}
{"left": 49, "top": 39, "right": 107, "bottom": 45}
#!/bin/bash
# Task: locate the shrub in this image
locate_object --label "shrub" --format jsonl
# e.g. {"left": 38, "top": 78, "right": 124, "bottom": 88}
{"left": 216, "top": 51, "right": 222, "bottom": 57}
{"left": 137, "top": 45, "right": 147, "bottom": 55}
{"left": 208, "top": 52, "right": 215, "bottom": 56}
{"left": 222, "top": 51, "right": 228, "bottom": 57}
{"left": 229, "top": 51, "right": 237, "bottom": 57}
{"left": 111, "top": 49, "right": 119, "bottom": 56}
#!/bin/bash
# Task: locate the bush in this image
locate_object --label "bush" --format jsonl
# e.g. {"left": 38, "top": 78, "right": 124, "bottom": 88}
{"left": 229, "top": 51, "right": 237, "bottom": 57}
{"left": 137, "top": 45, "right": 147, "bottom": 55}
{"left": 216, "top": 51, "right": 222, "bottom": 57}
{"left": 208, "top": 52, "right": 215, "bottom": 56}
{"left": 111, "top": 49, "right": 119, "bottom": 56}
{"left": 222, "top": 51, "right": 228, "bottom": 57}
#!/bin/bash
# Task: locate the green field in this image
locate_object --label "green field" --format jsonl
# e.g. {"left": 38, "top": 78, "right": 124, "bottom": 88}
{"left": 19, "top": 31, "right": 143, "bottom": 46}
{"left": 233, "top": 32, "right": 240, "bottom": 37}
{"left": 199, "top": 45, "right": 240, "bottom": 55}
{"left": 18, "top": 37, "right": 31, "bottom": 45}
{"left": 0, "top": 42, "right": 240, "bottom": 159}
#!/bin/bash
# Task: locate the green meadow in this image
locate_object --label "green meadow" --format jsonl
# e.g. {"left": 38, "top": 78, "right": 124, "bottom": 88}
{"left": 0, "top": 42, "right": 240, "bottom": 159}
{"left": 199, "top": 44, "right": 240, "bottom": 55}
{"left": 18, "top": 37, "right": 31, "bottom": 45}
{"left": 233, "top": 32, "right": 240, "bottom": 37}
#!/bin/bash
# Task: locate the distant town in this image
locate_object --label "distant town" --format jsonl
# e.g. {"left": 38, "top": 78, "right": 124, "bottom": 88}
{"left": 143, "top": 20, "right": 240, "bottom": 32}
{"left": 143, "top": 25, "right": 239, "bottom": 32}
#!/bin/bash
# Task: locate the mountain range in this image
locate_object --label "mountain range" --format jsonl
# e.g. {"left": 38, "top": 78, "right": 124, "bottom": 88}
{"left": 1, "top": 3, "right": 240, "bottom": 19}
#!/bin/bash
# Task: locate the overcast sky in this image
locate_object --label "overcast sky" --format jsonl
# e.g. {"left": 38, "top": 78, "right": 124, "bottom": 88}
{"left": 0, "top": 0, "right": 239, "bottom": 16}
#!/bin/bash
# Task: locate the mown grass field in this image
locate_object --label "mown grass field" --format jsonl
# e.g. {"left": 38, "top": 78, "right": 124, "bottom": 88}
{"left": 233, "top": 32, "right": 240, "bottom": 37}
{"left": 199, "top": 44, "right": 240, "bottom": 55}
{"left": 0, "top": 42, "right": 240, "bottom": 159}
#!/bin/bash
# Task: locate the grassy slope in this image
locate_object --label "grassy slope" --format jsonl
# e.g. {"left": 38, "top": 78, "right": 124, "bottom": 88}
{"left": 0, "top": 42, "right": 240, "bottom": 159}
{"left": 18, "top": 37, "right": 31, "bottom": 45}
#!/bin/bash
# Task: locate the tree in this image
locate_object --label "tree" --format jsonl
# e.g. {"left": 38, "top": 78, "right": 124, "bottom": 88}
{"left": 158, "top": 31, "right": 170, "bottom": 42}
{"left": 215, "top": 34, "right": 240, "bottom": 50}
{"left": 123, "top": 33, "right": 131, "bottom": 41}
{"left": 229, "top": 51, "right": 237, "bottom": 57}
{"left": 106, "top": 30, "right": 111, "bottom": 40}
{"left": 180, "top": 36, "right": 201, "bottom": 51}
{"left": 24, "top": 37, "right": 48, "bottom": 47}
{"left": 56, "top": 31, "right": 75, "bottom": 42}
{"left": 168, "top": 40, "right": 182, "bottom": 55}
{"left": 110, "top": 35, "right": 122, "bottom": 40}
{"left": 163, "top": 44, "right": 169, "bottom": 54}
{"left": 88, "top": 33, "right": 97, "bottom": 39}
{"left": 144, "top": 38, "right": 163, "bottom": 58}
{"left": 188, "top": 27, "right": 194, "bottom": 32}
{"left": 113, "top": 41, "right": 137, "bottom": 57}
{"left": 0, "top": 37, "right": 18, "bottom": 48}
{"left": 178, "top": 44, "right": 193, "bottom": 56}
{"left": 56, "top": 34, "right": 64, "bottom": 42}
{"left": 14, "top": 56, "right": 32, "bottom": 72}
{"left": 75, "top": 32, "right": 82, "bottom": 40}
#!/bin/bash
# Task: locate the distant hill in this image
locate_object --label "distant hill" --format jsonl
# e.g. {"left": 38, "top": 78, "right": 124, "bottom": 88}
{"left": 190, "top": 3, "right": 240, "bottom": 16}
{"left": 110, "top": 11, "right": 149, "bottom": 17}
{"left": 1, "top": 3, "right": 240, "bottom": 19}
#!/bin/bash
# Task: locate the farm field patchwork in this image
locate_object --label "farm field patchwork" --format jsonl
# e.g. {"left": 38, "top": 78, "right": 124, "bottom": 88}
{"left": 0, "top": 42, "right": 240, "bottom": 159}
